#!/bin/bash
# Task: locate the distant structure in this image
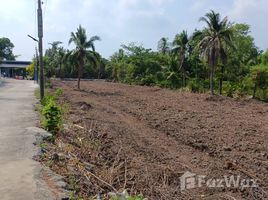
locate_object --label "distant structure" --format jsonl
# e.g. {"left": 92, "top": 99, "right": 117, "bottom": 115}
{"left": 0, "top": 61, "right": 31, "bottom": 78}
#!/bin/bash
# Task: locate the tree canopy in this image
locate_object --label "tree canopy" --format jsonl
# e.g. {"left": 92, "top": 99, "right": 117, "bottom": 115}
{"left": 0, "top": 37, "right": 15, "bottom": 61}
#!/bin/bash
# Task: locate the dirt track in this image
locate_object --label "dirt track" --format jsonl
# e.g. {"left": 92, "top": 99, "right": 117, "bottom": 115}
{"left": 49, "top": 80, "right": 268, "bottom": 200}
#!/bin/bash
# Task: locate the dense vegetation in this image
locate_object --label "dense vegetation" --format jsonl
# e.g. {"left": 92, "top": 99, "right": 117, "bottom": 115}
{"left": 42, "top": 10, "right": 268, "bottom": 101}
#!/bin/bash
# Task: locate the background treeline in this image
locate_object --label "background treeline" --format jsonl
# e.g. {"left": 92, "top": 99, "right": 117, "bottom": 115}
{"left": 39, "top": 11, "right": 268, "bottom": 101}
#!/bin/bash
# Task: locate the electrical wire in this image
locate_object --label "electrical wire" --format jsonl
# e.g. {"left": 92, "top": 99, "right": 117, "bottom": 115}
{"left": 43, "top": 0, "right": 48, "bottom": 21}
{"left": 34, "top": 0, "right": 37, "bottom": 38}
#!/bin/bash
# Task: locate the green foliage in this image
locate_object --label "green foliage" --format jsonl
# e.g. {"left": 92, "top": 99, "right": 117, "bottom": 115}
{"left": 55, "top": 88, "right": 64, "bottom": 96}
{"left": 222, "top": 82, "right": 237, "bottom": 97}
{"left": 41, "top": 93, "right": 63, "bottom": 134}
{"left": 251, "top": 65, "right": 268, "bottom": 99}
{"left": 26, "top": 63, "right": 35, "bottom": 78}
{"left": 44, "top": 41, "right": 66, "bottom": 78}
{"left": 42, "top": 101, "right": 62, "bottom": 134}
{"left": 251, "top": 65, "right": 268, "bottom": 89}
{"left": 140, "top": 74, "right": 156, "bottom": 86}
{"left": 187, "top": 78, "right": 205, "bottom": 93}
{"left": 225, "top": 23, "right": 259, "bottom": 82}
{"left": 41, "top": 93, "right": 55, "bottom": 106}
{"left": 0, "top": 37, "right": 15, "bottom": 60}
{"left": 236, "top": 76, "right": 254, "bottom": 97}
{"left": 261, "top": 51, "right": 268, "bottom": 65}
{"left": 108, "top": 43, "right": 166, "bottom": 86}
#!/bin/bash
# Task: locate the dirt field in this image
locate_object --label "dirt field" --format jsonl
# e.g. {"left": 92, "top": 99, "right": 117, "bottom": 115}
{"left": 44, "top": 80, "right": 268, "bottom": 200}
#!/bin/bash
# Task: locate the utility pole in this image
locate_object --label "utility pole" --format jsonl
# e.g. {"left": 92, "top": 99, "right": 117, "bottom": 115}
{"left": 38, "top": 0, "right": 44, "bottom": 99}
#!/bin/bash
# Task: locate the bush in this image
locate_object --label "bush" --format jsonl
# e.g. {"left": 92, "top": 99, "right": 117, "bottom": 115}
{"left": 237, "top": 76, "right": 254, "bottom": 97}
{"left": 222, "top": 82, "right": 237, "bottom": 97}
{"left": 40, "top": 88, "right": 65, "bottom": 134}
{"left": 41, "top": 93, "right": 55, "bottom": 106}
{"left": 41, "top": 94, "right": 62, "bottom": 134}
{"left": 187, "top": 78, "right": 205, "bottom": 93}
{"left": 251, "top": 65, "right": 268, "bottom": 99}
{"left": 140, "top": 74, "right": 156, "bottom": 86}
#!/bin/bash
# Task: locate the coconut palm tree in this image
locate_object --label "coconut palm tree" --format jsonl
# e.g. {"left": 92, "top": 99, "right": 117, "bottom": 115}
{"left": 172, "top": 30, "right": 189, "bottom": 87}
{"left": 68, "top": 25, "right": 101, "bottom": 89}
{"left": 158, "top": 37, "right": 170, "bottom": 54}
{"left": 196, "top": 10, "right": 234, "bottom": 95}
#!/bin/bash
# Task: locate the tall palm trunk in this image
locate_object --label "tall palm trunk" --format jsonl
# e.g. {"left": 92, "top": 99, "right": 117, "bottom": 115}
{"left": 253, "top": 83, "right": 257, "bottom": 99}
{"left": 219, "top": 65, "right": 224, "bottom": 95}
{"left": 210, "top": 68, "right": 214, "bottom": 95}
{"left": 77, "top": 59, "right": 84, "bottom": 89}
{"left": 180, "top": 54, "right": 186, "bottom": 87}
{"left": 210, "top": 48, "right": 216, "bottom": 95}
{"left": 182, "top": 68, "right": 186, "bottom": 87}
{"left": 59, "top": 63, "right": 62, "bottom": 79}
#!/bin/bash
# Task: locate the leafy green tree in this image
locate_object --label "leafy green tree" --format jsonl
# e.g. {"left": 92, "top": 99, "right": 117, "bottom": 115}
{"left": 68, "top": 25, "right": 101, "bottom": 89}
{"left": 172, "top": 30, "right": 189, "bottom": 87}
{"left": 45, "top": 41, "right": 65, "bottom": 78}
{"left": 261, "top": 51, "right": 268, "bottom": 65}
{"left": 195, "top": 10, "right": 234, "bottom": 95}
{"left": 0, "top": 37, "right": 15, "bottom": 60}
{"left": 226, "top": 24, "right": 259, "bottom": 82}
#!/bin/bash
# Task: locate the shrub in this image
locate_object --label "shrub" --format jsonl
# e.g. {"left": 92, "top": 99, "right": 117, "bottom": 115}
{"left": 41, "top": 93, "right": 54, "bottom": 106}
{"left": 41, "top": 94, "right": 62, "bottom": 134}
{"left": 236, "top": 76, "right": 254, "bottom": 97}
{"left": 140, "top": 74, "right": 156, "bottom": 86}
{"left": 251, "top": 65, "right": 268, "bottom": 99}
{"left": 187, "top": 78, "right": 205, "bottom": 93}
{"left": 222, "top": 82, "right": 236, "bottom": 97}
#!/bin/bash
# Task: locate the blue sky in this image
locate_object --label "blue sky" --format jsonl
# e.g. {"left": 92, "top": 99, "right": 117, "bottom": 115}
{"left": 0, "top": 0, "right": 267, "bottom": 60}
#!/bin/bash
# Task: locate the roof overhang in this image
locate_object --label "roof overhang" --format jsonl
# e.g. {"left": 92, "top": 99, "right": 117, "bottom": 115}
{"left": 0, "top": 61, "right": 31, "bottom": 69}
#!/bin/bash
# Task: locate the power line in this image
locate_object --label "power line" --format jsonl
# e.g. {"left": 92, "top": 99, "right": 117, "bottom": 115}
{"left": 43, "top": 0, "right": 48, "bottom": 20}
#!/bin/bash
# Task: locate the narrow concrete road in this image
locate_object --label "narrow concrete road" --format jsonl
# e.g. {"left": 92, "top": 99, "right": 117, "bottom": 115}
{"left": 0, "top": 79, "right": 53, "bottom": 200}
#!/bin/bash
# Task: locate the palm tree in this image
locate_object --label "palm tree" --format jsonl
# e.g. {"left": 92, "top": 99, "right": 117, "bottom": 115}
{"left": 158, "top": 37, "right": 170, "bottom": 54}
{"left": 172, "top": 30, "right": 189, "bottom": 87}
{"left": 68, "top": 25, "right": 101, "bottom": 89}
{"left": 56, "top": 47, "right": 66, "bottom": 78}
{"left": 196, "top": 10, "right": 234, "bottom": 95}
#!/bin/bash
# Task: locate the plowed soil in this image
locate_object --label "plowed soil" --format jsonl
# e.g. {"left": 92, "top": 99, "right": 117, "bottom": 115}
{"left": 46, "top": 80, "right": 268, "bottom": 200}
